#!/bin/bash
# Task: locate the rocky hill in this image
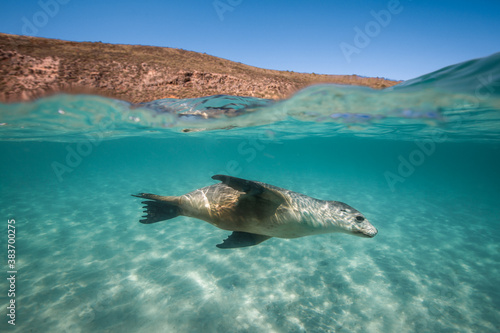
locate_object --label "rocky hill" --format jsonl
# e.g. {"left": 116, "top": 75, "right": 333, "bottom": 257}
{"left": 0, "top": 33, "right": 400, "bottom": 103}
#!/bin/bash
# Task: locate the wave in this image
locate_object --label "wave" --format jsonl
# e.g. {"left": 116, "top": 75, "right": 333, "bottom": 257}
{"left": 1, "top": 52, "right": 499, "bottom": 142}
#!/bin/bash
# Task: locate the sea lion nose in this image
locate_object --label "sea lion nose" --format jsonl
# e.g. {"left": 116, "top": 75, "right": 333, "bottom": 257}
{"left": 357, "top": 224, "right": 377, "bottom": 238}
{"left": 367, "top": 226, "right": 378, "bottom": 237}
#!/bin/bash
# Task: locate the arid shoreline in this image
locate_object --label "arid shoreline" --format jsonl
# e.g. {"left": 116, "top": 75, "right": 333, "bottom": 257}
{"left": 0, "top": 33, "right": 401, "bottom": 103}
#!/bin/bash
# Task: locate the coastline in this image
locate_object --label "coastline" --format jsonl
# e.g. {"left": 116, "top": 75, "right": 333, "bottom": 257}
{"left": 0, "top": 33, "right": 401, "bottom": 103}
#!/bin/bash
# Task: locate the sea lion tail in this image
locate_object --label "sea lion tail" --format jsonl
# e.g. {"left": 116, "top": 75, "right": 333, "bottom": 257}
{"left": 132, "top": 193, "right": 180, "bottom": 224}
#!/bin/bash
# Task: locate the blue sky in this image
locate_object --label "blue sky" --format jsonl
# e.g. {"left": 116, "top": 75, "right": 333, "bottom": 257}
{"left": 1, "top": 0, "right": 499, "bottom": 80}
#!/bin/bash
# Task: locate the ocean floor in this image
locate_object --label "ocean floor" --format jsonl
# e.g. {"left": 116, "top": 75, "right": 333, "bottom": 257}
{"left": 1, "top": 137, "right": 499, "bottom": 333}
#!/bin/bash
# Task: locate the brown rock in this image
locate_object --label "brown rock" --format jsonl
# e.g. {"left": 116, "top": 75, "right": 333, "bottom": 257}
{"left": 0, "top": 33, "right": 401, "bottom": 103}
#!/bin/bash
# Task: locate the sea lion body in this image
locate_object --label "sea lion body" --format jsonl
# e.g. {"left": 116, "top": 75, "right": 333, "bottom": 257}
{"left": 133, "top": 175, "right": 377, "bottom": 248}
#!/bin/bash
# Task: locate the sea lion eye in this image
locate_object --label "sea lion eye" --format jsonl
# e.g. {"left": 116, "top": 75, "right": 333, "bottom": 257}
{"left": 355, "top": 216, "right": 364, "bottom": 222}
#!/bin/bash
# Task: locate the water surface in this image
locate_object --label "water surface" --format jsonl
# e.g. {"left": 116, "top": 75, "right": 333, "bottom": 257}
{"left": 1, "top": 53, "right": 499, "bottom": 333}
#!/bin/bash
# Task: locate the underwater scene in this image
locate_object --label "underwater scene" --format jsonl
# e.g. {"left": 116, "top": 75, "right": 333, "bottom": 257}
{"left": 1, "top": 53, "right": 500, "bottom": 332}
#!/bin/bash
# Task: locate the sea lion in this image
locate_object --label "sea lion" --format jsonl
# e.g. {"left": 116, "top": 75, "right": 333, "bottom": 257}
{"left": 132, "top": 175, "right": 378, "bottom": 248}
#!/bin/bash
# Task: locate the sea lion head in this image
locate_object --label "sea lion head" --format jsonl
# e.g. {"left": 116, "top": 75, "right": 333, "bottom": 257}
{"left": 329, "top": 201, "right": 378, "bottom": 238}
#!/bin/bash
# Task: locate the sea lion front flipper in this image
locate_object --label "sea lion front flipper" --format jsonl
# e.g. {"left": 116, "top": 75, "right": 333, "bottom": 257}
{"left": 211, "top": 175, "right": 264, "bottom": 195}
{"left": 212, "top": 174, "right": 286, "bottom": 202}
{"left": 212, "top": 174, "right": 287, "bottom": 219}
{"left": 216, "top": 231, "right": 271, "bottom": 249}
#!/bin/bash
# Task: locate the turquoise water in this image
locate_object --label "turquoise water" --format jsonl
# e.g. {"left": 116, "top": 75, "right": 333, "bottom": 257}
{"left": 1, "top": 53, "right": 499, "bottom": 332}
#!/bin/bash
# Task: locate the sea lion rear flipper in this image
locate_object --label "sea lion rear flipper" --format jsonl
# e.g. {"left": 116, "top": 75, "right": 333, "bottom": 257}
{"left": 132, "top": 193, "right": 180, "bottom": 224}
{"left": 216, "top": 231, "right": 271, "bottom": 249}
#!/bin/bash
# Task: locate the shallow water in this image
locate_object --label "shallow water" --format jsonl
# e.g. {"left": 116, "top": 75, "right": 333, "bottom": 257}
{"left": 1, "top": 54, "right": 500, "bottom": 332}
